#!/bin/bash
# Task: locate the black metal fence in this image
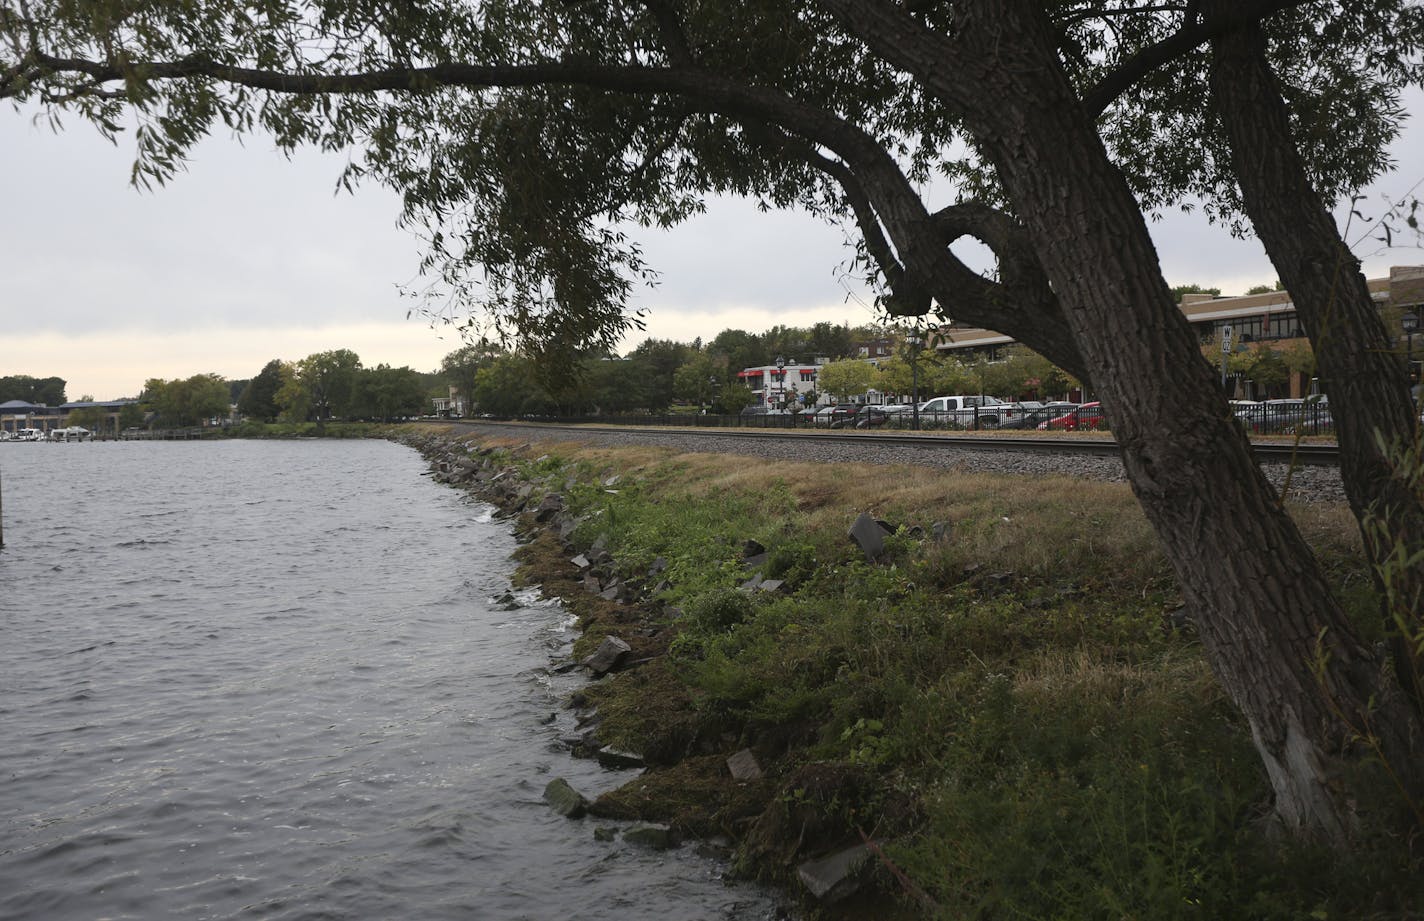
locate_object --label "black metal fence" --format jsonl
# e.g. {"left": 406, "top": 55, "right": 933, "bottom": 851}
{"left": 1231, "top": 401, "right": 1334, "bottom": 436}
{"left": 463, "top": 400, "right": 1337, "bottom": 437}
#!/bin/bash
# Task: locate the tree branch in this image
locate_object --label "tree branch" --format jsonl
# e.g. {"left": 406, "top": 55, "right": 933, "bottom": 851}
{"left": 1080, "top": 0, "right": 1312, "bottom": 117}
{"left": 641, "top": 0, "right": 696, "bottom": 65}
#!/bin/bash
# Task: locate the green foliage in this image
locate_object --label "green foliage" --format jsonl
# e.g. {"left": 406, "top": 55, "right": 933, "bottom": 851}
{"left": 143, "top": 373, "right": 231, "bottom": 427}
{"left": 348, "top": 363, "right": 427, "bottom": 420}
{"left": 64, "top": 404, "right": 109, "bottom": 432}
{"left": 237, "top": 359, "right": 284, "bottom": 422}
{"left": 116, "top": 403, "right": 145, "bottom": 430}
{"left": 297, "top": 349, "right": 364, "bottom": 421}
{"left": 1169, "top": 284, "right": 1223, "bottom": 302}
{"left": 1246, "top": 280, "right": 1285, "bottom": 295}
{"left": 527, "top": 443, "right": 1416, "bottom": 915}
{"left": 440, "top": 342, "right": 502, "bottom": 414}
{"left": 816, "top": 359, "right": 879, "bottom": 401}
{"left": 672, "top": 352, "right": 724, "bottom": 409}
{"left": 0, "top": 374, "right": 66, "bottom": 406}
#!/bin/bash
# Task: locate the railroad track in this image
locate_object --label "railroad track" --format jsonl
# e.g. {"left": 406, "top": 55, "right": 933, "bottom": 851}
{"left": 447, "top": 420, "right": 1340, "bottom": 466}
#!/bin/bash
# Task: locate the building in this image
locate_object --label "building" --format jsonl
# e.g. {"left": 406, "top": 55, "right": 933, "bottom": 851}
{"left": 432, "top": 385, "right": 467, "bottom": 417}
{"left": 1, "top": 399, "right": 141, "bottom": 436}
{"left": 736, "top": 360, "right": 822, "bottom": 408}
{"left": 932, "top": 265, "right": 1424, "bottom": 399}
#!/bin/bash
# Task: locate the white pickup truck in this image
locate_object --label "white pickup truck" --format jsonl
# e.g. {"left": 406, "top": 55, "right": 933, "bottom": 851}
{"left": 915, "top": 395, "right": 1023, "bottom": 429}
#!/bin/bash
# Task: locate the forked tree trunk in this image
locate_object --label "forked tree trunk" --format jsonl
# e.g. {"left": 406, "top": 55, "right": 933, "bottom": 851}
{"left": 878, "top": 0, "right": 1424, "bottom": 838}
{"left": 1206, "top": 10, "right": 1424, "bottom": 715}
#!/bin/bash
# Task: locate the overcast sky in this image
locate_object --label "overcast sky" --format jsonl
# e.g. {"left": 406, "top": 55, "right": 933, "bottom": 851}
{"left": 3, "top": 88, "right": 1423, "bottom": 401}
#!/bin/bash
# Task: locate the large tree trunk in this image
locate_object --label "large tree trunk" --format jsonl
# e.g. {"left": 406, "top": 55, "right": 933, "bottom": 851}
{"left": 822, "top": 0, "right": 1424, "bottom": 839}
{"left": 1206, "top": 8, "right": 1424, "bottom": 717}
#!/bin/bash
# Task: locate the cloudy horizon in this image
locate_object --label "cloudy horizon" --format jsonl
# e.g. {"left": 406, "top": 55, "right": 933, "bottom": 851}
{"left": 4, "top": 89, "right": 1423, "bottom": 402}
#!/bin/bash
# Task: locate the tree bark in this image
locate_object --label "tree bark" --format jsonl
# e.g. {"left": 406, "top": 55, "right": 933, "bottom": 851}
{"left": 822, "top": 0, "right": 1423, "bottom": 840}
{"left": 1206, "top": 6, "right": 1424, "bottom": 719}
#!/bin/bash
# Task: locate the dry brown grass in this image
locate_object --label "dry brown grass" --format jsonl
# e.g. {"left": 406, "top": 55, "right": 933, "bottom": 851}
{"left": 442, "top": 427, "right": 1365, "bottom": 595}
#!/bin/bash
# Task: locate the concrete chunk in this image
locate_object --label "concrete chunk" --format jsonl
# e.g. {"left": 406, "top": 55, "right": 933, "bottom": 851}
{"left": 849, "top": 511, "right": 886, "bottom": 561}
{"left": 797, "top": 843, "right": 876, "bottom": 902}
{"left": 726, "top": 748, "right": 763, "bottom": 781}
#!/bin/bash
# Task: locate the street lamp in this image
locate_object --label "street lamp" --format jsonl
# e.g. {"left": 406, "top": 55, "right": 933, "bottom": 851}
{"left": 707, "top": 375, "right": 717, "bottom": 414}
{"left": 775, "top": 356, "right": 786, "bottom": 408}
{"left": 906, "top": 334, "right": 923, "bottom": 430}
{"left": 1404, "top": 310, "right": 1419, "bottom": 400}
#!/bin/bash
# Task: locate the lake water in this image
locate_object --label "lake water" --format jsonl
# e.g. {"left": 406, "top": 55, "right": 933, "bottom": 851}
{"left": 0, "top": 439, "right": 782, "bottom": 921}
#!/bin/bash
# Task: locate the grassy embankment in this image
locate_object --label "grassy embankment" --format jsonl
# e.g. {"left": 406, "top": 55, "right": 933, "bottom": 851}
{"left": 419, "top": 426, "right": 1419, "bottom": 920}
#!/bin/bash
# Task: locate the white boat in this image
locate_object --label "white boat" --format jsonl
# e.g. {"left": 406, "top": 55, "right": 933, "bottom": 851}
{"left": 49, "top": 426, "right": 92, "bottom": 442}
{"left": 11, "top": 428, "right": 45, "bottom": 442}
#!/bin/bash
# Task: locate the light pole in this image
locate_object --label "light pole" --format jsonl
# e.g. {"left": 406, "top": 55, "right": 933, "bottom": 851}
{"left": 906, "top": 334, "right": 922, "bottom": 430}
{"left": 1220, "top": 324, "right": 1233, "bottom": 394}
{"left": 707, "top": 375, "right": 717, "bottom": 414}
{"left": 775, "top": 356, "right": 786, "bottom": 408}
{"left": 1404, "top": 311, "right": 1419, "bottom": 401}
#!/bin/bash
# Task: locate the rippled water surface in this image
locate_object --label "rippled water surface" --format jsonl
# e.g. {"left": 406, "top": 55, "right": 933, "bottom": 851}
{"left": 0, "top": 440, "right": 780, "bottom": 921}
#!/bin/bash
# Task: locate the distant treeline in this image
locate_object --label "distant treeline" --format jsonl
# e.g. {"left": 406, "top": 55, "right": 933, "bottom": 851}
{"left": 0, "top": 375, "right": 67, "bottom": 406}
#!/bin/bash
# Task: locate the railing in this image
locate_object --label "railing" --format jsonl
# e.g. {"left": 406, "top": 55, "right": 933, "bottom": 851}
{"left": 1231, "top": 402, "right": 1335, "bottom": 436}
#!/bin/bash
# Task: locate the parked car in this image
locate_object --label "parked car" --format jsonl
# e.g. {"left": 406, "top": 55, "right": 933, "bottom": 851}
{"left": 999, "top": 401, "right": 1077, "bottom": 430}
{"left": 1038, "top": 401, "right": 1108, "bottom": 431}
{"left": 830, "top": 404, "right": 890, "bottom": 429}
{"left": 1253, "top": 398, "right": 1333, "bottom": 435}
{"left": 812, "top": 405, "right": 846, "bottom": 427}
{"left": 916, "top": 395, "right": 1019, "bottom": 428}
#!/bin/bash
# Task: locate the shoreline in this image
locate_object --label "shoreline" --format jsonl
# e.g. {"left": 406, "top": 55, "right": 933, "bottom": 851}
{"left": 396, "top": 424, "right": 1419, "bottom": 919}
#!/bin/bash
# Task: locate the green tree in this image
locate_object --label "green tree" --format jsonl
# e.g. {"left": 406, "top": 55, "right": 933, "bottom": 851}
{"left": 807, "top": 321, "right": 855, "bottom": 360}
{"left": 1245, "top": 281, "right": 1284, "bottom": 295}
{"left": 716, "top": 382, "right": 756, "bottom": 415}
{"left": 349, "top": 364, "right": 427, "bottom": 420}
{"left": 625, "top": 338, "right": 693, "bottom": 401}
{"left": 65, "top": 404, "right": 109, "bottom": 432}
{"left": 873, "top": 354, "right": 913, "bottom": 398}
{"left": 0, "top": 375, "right": 66, "bottom": 405}
{"left": 274, "top": 361, "right": 312, "bottom": 424}
{"left": 672, "top": 352, "right": 723, "bottom": 410}
{"left": 816, "top": 359, "right": 878, "bottom": 402}
{"left": 144, "top": 374, "right": 231, "bottom": 427}
{"left": 706, "top": 330, "right": 765, "bottom": 378}
{"left": 297, "top": 349, "right": 363, "bottom": 420}
{"left": 1168, "top": 283, "right": 1222, "bottom": 302}
{"left": 473, "top": 353, "right": 558, "bottom": 417}
{"left": 237, "top": 359, "right": 285, "bottom": 422}
{"left": 440, "top": 342, "right": 501, "bottom": 415}
{"left": 921, "top": 355, "right": 977, "bottom": 397}
{"left": 12, "top": 0, "right": 1424, "bottom": 841}
{"left": 117, "top": 403, "right": 145, "bottom": 431}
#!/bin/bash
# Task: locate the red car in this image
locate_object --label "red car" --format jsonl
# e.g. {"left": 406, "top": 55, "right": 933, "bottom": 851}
{"left": 1037, "top": 402, "right": 1107, "bottom": 431}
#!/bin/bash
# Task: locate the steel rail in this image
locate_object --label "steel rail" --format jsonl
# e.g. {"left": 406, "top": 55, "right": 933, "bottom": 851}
{"left": 445, "top": 420, "right": 1340, "bottom": 466}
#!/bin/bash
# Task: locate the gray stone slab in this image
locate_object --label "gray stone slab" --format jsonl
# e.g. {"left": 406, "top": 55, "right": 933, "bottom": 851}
{"left": 726, "top": 748, "right": 763, "bottom": 781}
{"left": 849, "top": 511, "right": 886, "bottom": 561}
{"left": 797, "top": 843, "right": 876, "bottom": 902}
{"left": 583, "top": 636, "right": 632, "bottom": 676}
